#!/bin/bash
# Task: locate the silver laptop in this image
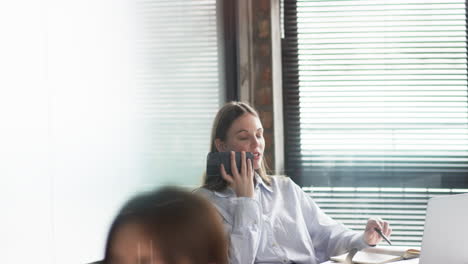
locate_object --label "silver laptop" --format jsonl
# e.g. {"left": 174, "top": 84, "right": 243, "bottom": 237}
{"left": 419, "top": 193, "right": 468, "bottom": 264}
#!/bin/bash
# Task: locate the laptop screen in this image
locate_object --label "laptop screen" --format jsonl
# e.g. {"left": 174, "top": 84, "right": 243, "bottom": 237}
{"left": 419, "top": 193, "right": 468, "bottom": 264}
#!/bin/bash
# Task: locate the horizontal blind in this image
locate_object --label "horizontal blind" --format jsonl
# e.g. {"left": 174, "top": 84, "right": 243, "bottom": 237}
{"left": 136, "top": 0, "right": 220, "bottom": 185}
{"left": 304, "top": 187, "right": 468, "bottom": 246}
{"left": 283, "top": 0, "right": 468, "bottom": 187}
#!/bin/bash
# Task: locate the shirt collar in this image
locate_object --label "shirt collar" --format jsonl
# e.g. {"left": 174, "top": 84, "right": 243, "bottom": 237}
{"left": 213, "top": 186, "right": 235, "bottom": 198}
{"left": 255, "top": 173, "right": 273, "bottom": 193}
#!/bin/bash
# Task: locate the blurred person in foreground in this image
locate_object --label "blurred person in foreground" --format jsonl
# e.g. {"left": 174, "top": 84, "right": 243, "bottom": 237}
{"left": 104, "top": 186, "right": 228, "bottom": 264}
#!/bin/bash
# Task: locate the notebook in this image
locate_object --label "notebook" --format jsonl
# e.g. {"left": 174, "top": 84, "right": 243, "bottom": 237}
{"left": 330, "top": 246, "right": 420, "bottom": 264}
{"left": 419, "top": 193, "right": 468, "bottom": 264}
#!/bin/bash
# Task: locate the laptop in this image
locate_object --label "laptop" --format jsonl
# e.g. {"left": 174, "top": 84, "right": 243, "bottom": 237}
{"left": 419, "top": 193, "right": 468, "bottom": 264}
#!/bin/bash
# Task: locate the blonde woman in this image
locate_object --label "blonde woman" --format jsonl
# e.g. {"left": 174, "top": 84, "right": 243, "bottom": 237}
{"left": 197, "top": 102, "right": 391, "bottom": 264}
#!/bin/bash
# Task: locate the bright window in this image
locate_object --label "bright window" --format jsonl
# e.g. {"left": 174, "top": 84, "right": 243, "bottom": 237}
{"left": 283, "top": 0, "right": 468, "bottom": 188}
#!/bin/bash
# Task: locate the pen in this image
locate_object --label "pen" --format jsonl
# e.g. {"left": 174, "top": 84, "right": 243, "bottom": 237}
{"left": 374, "top": 227, "right": 392, "bottom": 245}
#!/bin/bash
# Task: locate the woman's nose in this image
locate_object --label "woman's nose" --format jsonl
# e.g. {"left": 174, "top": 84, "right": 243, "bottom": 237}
{"left": 251, "top": 137, "right": 259, "bottom": 148}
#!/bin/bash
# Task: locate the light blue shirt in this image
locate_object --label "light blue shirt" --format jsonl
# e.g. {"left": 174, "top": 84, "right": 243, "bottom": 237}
{"left": 197, "top": 175, "right": 369, "bottom": 264}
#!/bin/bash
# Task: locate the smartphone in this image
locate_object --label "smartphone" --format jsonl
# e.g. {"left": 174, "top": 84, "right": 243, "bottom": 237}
{"left": 206, "top": 151, "right": 254, "bottom": 177}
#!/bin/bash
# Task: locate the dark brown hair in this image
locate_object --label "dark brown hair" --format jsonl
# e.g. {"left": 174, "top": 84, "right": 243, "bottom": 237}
{"left": 104, "top": 187, "right": 228, "bottom": 264}
{"left": 203, "top": 101, "right": 271, "bottom": 191}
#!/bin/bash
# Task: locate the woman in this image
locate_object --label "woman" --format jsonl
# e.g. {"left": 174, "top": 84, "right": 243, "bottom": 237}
{"left": 197, "top": 102, "right": 391, "bottom": 264}
{"left": 104, "top": 187, "right": 228, "bottom": 264}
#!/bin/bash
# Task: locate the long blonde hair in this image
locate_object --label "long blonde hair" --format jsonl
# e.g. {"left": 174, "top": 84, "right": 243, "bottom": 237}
{"left": 203, "top": 101, "right": 271, "bottom": 191}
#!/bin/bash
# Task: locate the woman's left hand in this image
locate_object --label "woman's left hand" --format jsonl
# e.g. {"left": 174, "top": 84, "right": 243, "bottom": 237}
{"left": 363, "top": 218, "right": 392, "bottom": 246}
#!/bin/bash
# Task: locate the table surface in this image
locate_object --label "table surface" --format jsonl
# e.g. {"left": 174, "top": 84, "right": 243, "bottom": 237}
{"left": 321, "top": 258, "right": 420, "bottom": 264}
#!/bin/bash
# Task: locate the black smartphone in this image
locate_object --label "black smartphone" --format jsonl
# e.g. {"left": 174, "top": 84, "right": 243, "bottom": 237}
{"left": 206, "top": 151, "right": 254, "bottom": 177}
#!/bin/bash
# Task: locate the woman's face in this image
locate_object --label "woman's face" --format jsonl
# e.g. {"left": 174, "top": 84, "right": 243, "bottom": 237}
{"left": 218, "top": 113, "right": 265, "bottom": 170}
{"left": 108, "top": 222, "right": 165, "bottom": 264}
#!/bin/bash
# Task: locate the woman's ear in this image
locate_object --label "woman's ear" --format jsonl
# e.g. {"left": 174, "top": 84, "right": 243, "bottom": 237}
{"left": 214, "top": 139, "right": 227, "bottom": 152}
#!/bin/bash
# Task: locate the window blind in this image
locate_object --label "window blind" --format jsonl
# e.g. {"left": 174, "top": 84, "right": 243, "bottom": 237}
{"left": 304, "top": 187, "right": 468, "bottom": 246}
{"left": 283, "top": 0, "right": 468, "bottom": 188}
{"left": 136, "top": 0, "right": 221, "bottom": 186}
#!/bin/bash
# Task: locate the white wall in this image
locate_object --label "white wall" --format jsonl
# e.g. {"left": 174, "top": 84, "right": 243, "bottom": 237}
{"left": 0, "top": 0, "right": 219, "bottom": 263}
{"left": 0, "top": 1, "right": 141, "bottom": 263}
{"left": 1, "top": 1, "right": 54, "bottom": 263}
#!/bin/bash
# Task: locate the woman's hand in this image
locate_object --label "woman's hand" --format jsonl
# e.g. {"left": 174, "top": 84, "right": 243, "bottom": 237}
{"left": 363, "top": 218, "right": 392, "bottom": 246}
{"left": 220, "top": 151, "right": 254, "bottom": 198}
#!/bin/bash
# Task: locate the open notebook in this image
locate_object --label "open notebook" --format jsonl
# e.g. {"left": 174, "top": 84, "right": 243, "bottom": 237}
{"left": 330, "top": 246, "right": 420, "bottom": 264}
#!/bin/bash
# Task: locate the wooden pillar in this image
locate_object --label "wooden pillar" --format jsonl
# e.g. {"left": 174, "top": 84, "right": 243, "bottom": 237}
{"left": 236, "top": 0, "right": 284, "bottom": 174}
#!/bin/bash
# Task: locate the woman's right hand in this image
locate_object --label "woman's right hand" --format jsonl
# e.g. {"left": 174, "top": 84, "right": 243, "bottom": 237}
{"left": 220, "top": 151, "right": 254, "bottom": 198}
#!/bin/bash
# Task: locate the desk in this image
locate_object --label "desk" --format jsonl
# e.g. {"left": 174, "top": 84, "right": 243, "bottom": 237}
{"left": 321, "top": 258, "right": 419, "bottom": 264}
